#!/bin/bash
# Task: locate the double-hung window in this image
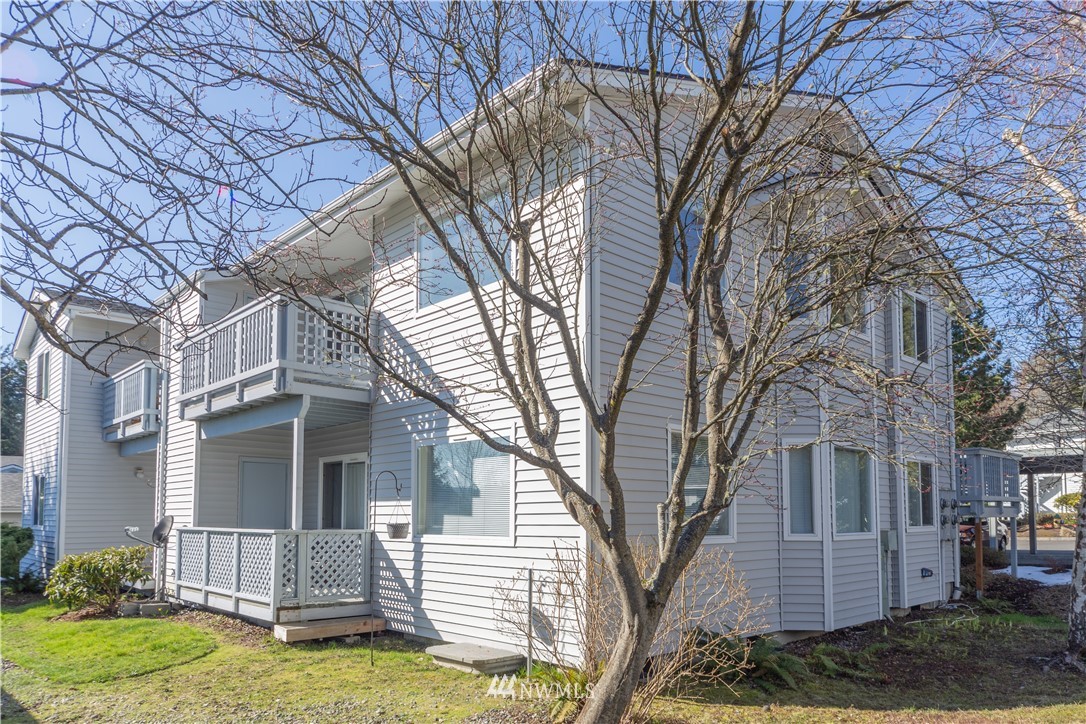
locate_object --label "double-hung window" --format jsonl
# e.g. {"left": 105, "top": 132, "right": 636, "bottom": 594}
{"left": 829, "top": 256, "right": 864, "bottom": 329}
{"left": 668, "top": 203, "right": 707, "bottom": 288}
{"left": 906, "top": 460, "right": 935, "bottom": 528}
{"left": 900, "top": 292, "right": 930, "bottom": 363}
{"left": 35, "top": 351, "right": 50, "bottom": 400}
{"left": 668, "top": 431, "right": 731, "bottom": 537}
{"left": 32, "top": 474, "right": 45, "bottom": 526}
{"left": 785, "top": 444, "right": 817, "bottom": 536}
{"left": 833, "top": 446, "right": 872, "bottom": 535}
{"left": 416, "top": 438, "right": 511, "bottom": 538}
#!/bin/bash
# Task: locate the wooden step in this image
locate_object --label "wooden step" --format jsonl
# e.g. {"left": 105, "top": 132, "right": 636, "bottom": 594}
{"left": 274, "top": 615, "right": 386, "bottom": 643}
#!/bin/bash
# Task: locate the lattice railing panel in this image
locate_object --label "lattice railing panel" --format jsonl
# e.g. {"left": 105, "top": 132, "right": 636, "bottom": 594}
{"left": 296, "top": 308, "right": 368, "bottom": 375}
{"left": 306, "top": 532, "right": 367, "bottom": 600}
{"left": 206, "top": 533, "right": 235, "bottom": 591}
{"left": 279, "top": 534, "right": 299, "bottom": 601}
{"left": 177, "top": 531, "right": 205, "bottom": 585}
{"left": 238, "top": 534, "right": 274, "bottom": 598}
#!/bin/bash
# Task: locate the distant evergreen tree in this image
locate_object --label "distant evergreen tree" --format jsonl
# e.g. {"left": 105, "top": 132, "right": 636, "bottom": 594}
{"left": 1, "top": 346, "right": 26, "bottom": 456}
{"left": 953, "top": 305, "right": 1025, "bottom": 449}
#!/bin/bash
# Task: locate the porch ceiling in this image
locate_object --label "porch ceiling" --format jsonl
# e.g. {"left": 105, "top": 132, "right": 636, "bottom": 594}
{"left": 200, "top": 394, "right": 368, "bottom": 439}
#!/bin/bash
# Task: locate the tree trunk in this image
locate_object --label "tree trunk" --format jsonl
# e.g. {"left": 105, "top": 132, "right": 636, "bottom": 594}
{"left": 1070, "top": 482, "right": 1086, "bottom": 669}
{"left": 575, "top": 604, "right": 661, "bottom": 724}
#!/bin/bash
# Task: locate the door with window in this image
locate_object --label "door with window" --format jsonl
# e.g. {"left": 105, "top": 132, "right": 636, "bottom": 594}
{"left": 320, "top": 455, "right": 367, "bottom": 529}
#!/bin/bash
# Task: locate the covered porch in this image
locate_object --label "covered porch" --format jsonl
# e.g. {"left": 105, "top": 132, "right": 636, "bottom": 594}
{"left": 173, "top": 392, "right": 377, "bottom": 626}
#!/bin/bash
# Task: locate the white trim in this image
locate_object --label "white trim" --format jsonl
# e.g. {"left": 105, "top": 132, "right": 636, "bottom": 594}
{"left": 55, "top": 349, "right": 69, "bottom": 562}
{"left": 902, "top": 455, "right": 938, "bottom": 532}
{"left": 897, "top": 289, "right": 933, "bottom": 369}
{"left": 317, "top": 452, "right": 370, "bottom": 530}
{"left": 830, "top": 444, "right": 877, "bottom": 540}
{"left": 411, "top": 430, "right": 516, "bottom": 546}
{"left": 666, "top": 425, "right": 737, "bottom": 544}
{"left": 781, "top": 437, "right": 822, "bottom": 541}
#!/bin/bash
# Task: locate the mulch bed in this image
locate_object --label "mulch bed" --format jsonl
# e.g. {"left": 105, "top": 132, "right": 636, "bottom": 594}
{"left": 2, "top": 591, "right": 46, "bottom": 608}
{"left": 174, "top": 608, "right": 275, "bottom": 648}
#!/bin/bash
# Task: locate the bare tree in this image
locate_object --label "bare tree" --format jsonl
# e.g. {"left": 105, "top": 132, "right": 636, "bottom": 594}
{"left": 5, "top": 1, "right": 1082, "bottom": 717}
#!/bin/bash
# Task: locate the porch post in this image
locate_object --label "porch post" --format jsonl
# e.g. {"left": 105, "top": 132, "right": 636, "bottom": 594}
{"left": 292, "top": 416, "right": 305, "bottom": 530}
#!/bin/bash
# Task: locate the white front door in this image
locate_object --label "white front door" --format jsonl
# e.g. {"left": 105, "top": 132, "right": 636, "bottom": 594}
{"left": 239, "top": 459, "right": 290, "bottom": 529}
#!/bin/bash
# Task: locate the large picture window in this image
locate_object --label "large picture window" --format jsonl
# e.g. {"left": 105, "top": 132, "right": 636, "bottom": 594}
{"left": 416, "top": 439, "right": 510, "bottom": 537}
{"left": 669, "top": 431, "right": 731, "bottom": 537}
{"left": 417, "top": 207, "right": 508, "bottom": 308}
{"left": 906, "top": 460, "right": 935, "bottom": 528}
{"left": 900, "top": 292, "right": 930, "bottom": 363}
{"left": 786, "top": 444, "right": 816, "bottom": 536}
{"left": 833, "top": 446, "right": 872, "bottom": 535}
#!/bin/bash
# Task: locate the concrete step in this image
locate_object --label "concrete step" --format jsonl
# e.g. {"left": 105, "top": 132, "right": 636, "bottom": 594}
{"left": 274, "top": 615, "right": 385, "bottom": 643}
{"left": 426, "top": 642, "right": 525, "bottom": 675}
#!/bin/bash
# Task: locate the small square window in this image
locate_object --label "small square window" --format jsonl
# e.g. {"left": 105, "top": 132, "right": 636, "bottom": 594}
{"left": 416, "top": 439, "right": 510, "bottom": 537}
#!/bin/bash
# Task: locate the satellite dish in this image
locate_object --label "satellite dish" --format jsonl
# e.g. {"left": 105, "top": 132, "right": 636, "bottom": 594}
{"left": 151, "top": 516, "right": 174, "bottom": 547}
{"left": 123, "top": 515, "right": 174, "bottom": 548}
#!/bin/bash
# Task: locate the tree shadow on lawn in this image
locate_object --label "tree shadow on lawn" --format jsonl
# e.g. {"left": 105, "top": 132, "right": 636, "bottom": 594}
{"left": 706, "top": 609, "right": 1085, "bottom": 714}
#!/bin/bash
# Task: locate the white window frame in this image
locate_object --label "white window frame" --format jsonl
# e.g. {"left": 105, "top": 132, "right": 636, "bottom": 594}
{"left": 411, "top": 431, "right": 516, "bottom": 546}
{"left": 414, "top": 205, "right": 513, "bottom": 313}
{"left": 666, "top": 201, "right": 708, "bottom": 292}
{"left": 666, "top": 425, "right": 737, "bottom": 544}
{"left": 903, "top": 456, "right": 937, "bottom": 531}
{"left": 35, "top": 350, "right": 50, "bottom": 401}
{"left": 782, "top": 438, "right": 822, "bottom": 540}
{"left": 316, "top": 452, "right": 369, "bottom": 531}
{"left": 830, "top": 444, "right": 876, "bottom": 540}
{"left": 31, "top": 473, "right": 45, "bottom": 527}
{"left": 898, "top": 290, "right": 932, "bottom": 367}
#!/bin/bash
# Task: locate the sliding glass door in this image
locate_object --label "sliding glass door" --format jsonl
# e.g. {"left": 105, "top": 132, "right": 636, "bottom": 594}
{"left": 320, "top": 456, "right": 367, "bottom": 530}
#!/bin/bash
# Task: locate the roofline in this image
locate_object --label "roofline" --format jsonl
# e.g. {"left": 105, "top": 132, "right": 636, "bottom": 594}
{"left": 12, "top": 289, "right": 150, "bottom": 361}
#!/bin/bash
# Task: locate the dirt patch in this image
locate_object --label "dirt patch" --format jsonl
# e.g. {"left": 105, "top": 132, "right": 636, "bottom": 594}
{"left": 175, "top": 608, "right": 275, "bottom": 648}
{"left": 1, "top": 592, "right": 45, "bottom": 608}
{"left": 1031, "top": 584, "right": 1072, "bottom": 617}
{"left": 51, "top": 607, "right": 117, "bottom": 622}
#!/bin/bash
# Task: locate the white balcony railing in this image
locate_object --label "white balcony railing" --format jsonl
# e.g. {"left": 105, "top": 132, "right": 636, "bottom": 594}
{"left": 101, "top": 361, "right": 160, "bottom": 442}
{"left": 177, "top": 295, "right": 372, "bottom": 413}
{"left": 174, "top": 527, "right": 371, "bottom": 622}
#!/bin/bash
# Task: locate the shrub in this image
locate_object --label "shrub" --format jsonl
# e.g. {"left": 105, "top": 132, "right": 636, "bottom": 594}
{"left": 1038, "top": 512, "right": 1057, "bottom": 528}
{"left": 0, "top": 522, "right": 41, "bottom": 593}
{"left": 45, "top": 546, "right": 150, "bottom": 613}
{"left": 1053, "top": 493, "right": 1081, "bottom": 515}
{"left": 740, "top": 637, "right": 808, "bottom": 693}
{"left": 959, "top": 545, "right": 1009, "bottom": 569}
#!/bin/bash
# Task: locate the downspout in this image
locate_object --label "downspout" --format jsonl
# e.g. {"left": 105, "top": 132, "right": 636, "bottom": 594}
{"left": 56, "top": 346, "right": 71, "bottom": 568}
{"left": 154, "top": 366, "right": 170, "bottom": 602}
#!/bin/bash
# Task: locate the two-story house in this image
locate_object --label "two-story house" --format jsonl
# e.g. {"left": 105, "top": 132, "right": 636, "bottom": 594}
{"left": 17, "top": 67, "right": 960, "bottom": 653}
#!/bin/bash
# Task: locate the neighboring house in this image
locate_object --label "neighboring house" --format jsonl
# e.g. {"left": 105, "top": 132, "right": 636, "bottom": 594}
{"left": 1, "top": 456, "right": 24, "bottom": 525}
{"left": 1009, "top": 414, "right": 1085, "bottom": 514}
{"left": 26, "top": 68, "right": 960, "bottom": 653}
{"left": 12, "top": 292, "right": 160, "bottom": 577}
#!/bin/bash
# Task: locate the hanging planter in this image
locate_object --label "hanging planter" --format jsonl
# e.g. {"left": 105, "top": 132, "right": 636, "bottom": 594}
{"left": 386, "top": 521, "right": 410, "bottom": 539}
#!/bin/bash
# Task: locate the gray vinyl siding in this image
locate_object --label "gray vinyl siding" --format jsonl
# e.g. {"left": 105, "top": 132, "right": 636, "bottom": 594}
{"left": 60, "top": 316, "right": 157, "bottom": 557}
{"left": 366, "top": 194, "right": 587, "bottom": 653}
{"left": 20, "top": 327, "right": 65, "bottom": 575}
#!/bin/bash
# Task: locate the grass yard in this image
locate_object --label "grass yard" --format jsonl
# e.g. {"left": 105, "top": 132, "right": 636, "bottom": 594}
{"left": 2, "top": 597, "right": 1085, "bottom": 723}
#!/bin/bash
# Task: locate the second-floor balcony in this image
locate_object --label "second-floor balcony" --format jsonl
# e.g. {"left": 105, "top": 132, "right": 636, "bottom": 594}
{"left": 177, "top": 295, "right": 374, "bottom": 421}
{"left": 102, "top": 360, "right": 161, "bottom": 445}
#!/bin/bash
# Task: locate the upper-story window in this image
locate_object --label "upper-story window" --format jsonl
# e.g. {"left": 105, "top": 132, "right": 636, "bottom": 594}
{"left": 668, "top": 431, "right": 733, "bottom": 538}
{"left": 35, "top": 350, "right": 51, "bottom": 400}
{"left": 668, "top": 203, "right": 707, "bottom": 288}
{"left": 784, "top": 251, "right": 811, "bottom": 315}
{"left": 829, "top": 256, "right": 865, "bottom": 330}
{"left": 900, "top": 291, "right": 930, "bottom": 363}
{"left": 417, "top": 205, "right": 508, "bottom": 309}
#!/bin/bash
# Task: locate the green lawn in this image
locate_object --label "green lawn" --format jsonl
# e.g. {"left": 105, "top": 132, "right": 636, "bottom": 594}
{"left": 2, "top": 600, "right": 1084, "bottom": 723}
